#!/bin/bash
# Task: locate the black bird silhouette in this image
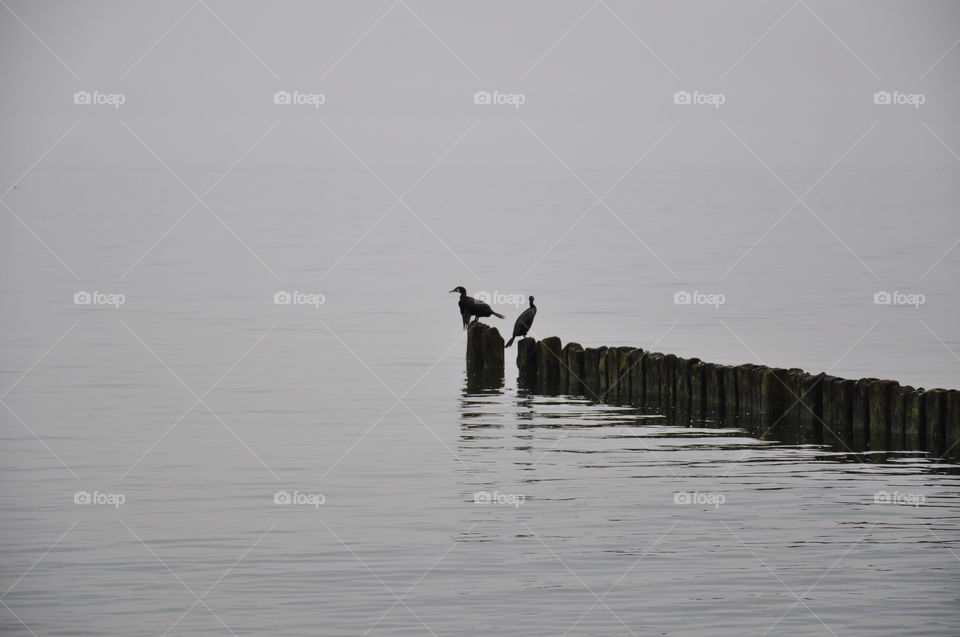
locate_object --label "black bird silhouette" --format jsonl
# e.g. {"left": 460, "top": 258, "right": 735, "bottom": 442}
{"left": 505, "top": 296, "right": 536, "bottom": 347}
{"left": 449, "top": 287, "right": 504, "bottom": 329}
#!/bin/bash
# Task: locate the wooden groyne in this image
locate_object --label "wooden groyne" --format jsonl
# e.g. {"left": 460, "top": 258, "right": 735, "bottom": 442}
{"left": 466, "top": 326, "right": 960, "bottom": 458}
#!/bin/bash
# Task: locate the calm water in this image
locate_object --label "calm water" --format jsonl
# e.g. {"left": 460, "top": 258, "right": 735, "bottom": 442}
{"left": 1, "top": 169, "right": 958, "bottom": 635}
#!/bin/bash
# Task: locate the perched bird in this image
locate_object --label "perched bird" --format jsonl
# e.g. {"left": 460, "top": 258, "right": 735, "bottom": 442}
{"left": 505, "top": 296, "right": 536, "bottom": 347}
{"left": 449, "top": 286, "right": 504, "bottom": 329}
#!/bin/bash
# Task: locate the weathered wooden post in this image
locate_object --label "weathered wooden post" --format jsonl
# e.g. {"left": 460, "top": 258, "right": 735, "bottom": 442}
{"left": 704, "top": 363, "right": 724, "bottom": 421}
{"left": 516, "top": 337, "right": 538, "bottom": 389}
{"left": 797, "top": 372, "right": 825, "bottom": 444}
{"left": 924, "top": 389, "right": 946, "bottom": 455}
{"left": 722, "top": 366, "right": 739, "bottom": 424}
{"left": 583, "top": 347, "right": 605, "bottom": 401}
{"left": 536, "top": 337, "right": 563, "bottom": 395}
{"left": 890, "top": 386, "right": 910, "bottom": 450}
{"left": 760, "top": 368, "right": 791, "bottom": 434}
{"left": 644, "top": 353, "right": 663, "bottom": 411}
{"left": 852, "top": 378, "right": 874, "bottom": 449}
{"left": 561, "top": 342, "right": 584, "bottom": 395}
{"left": 904, "top": 389, "right": 925, "bottom": 451}
{"left": 466, "top": 323, "right": 504, "bottom": 388}
{"left": 675, "top": 358, "right": 696, "bottom": 414}
{"left": 689, "top": 361, "right": 707, "bottom": 419}
{"left": 662, "top": 354, "right": 679, "bottom": 410}
{"left": 628, "top": 349, "right": 645, "bottom": 408}
{"left": 615, "top": 347, "right": 635, "bottom": 405}
{"left": 868, "top": 380, "right": 898, "bottom": 451}
{"left": 945, "top": 390, "right": 960, "bottom": 459}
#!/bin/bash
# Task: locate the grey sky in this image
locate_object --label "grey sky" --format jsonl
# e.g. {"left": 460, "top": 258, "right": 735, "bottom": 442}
{"left": 1, "top": 0, "right": 958, "bottom": 173}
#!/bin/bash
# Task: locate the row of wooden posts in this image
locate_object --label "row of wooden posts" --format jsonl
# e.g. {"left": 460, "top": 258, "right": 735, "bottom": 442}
{"left": 465, "top": 323, "right": 960, "bottom": 458}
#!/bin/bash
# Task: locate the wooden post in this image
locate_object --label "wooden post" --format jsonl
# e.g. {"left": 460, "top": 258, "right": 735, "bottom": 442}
{"left": 516, "top": 337, "right": 538, "bottom": 389}
{"left": 536, "top": 337, "right": 563, "bottom": 395}
{"left": 465, "top": 323, "right": 504, "bottom": 388}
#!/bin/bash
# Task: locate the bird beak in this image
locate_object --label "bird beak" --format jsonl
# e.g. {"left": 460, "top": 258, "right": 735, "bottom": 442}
{"left": 448, "top": 288, "right": 457, "bottom": 293}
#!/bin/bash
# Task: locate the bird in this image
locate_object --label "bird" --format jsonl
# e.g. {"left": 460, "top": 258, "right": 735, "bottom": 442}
{"left": 505, "top": 296, "right": 536, "bottom": 347}
{"left": 449, "top": 287, "right": 504, "bottom": 329}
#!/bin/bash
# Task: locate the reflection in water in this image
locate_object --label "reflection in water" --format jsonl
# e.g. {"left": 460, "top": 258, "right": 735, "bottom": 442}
{"left": 452, "top": 377, "right": 960, "bottom": 637}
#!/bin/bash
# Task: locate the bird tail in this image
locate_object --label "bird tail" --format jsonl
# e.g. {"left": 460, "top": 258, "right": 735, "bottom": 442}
{"left": 505, "top": 336, "right": 515, "bottom": 348}
{"left": 493, "top": 312, "right": 505, "bottom": 319}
